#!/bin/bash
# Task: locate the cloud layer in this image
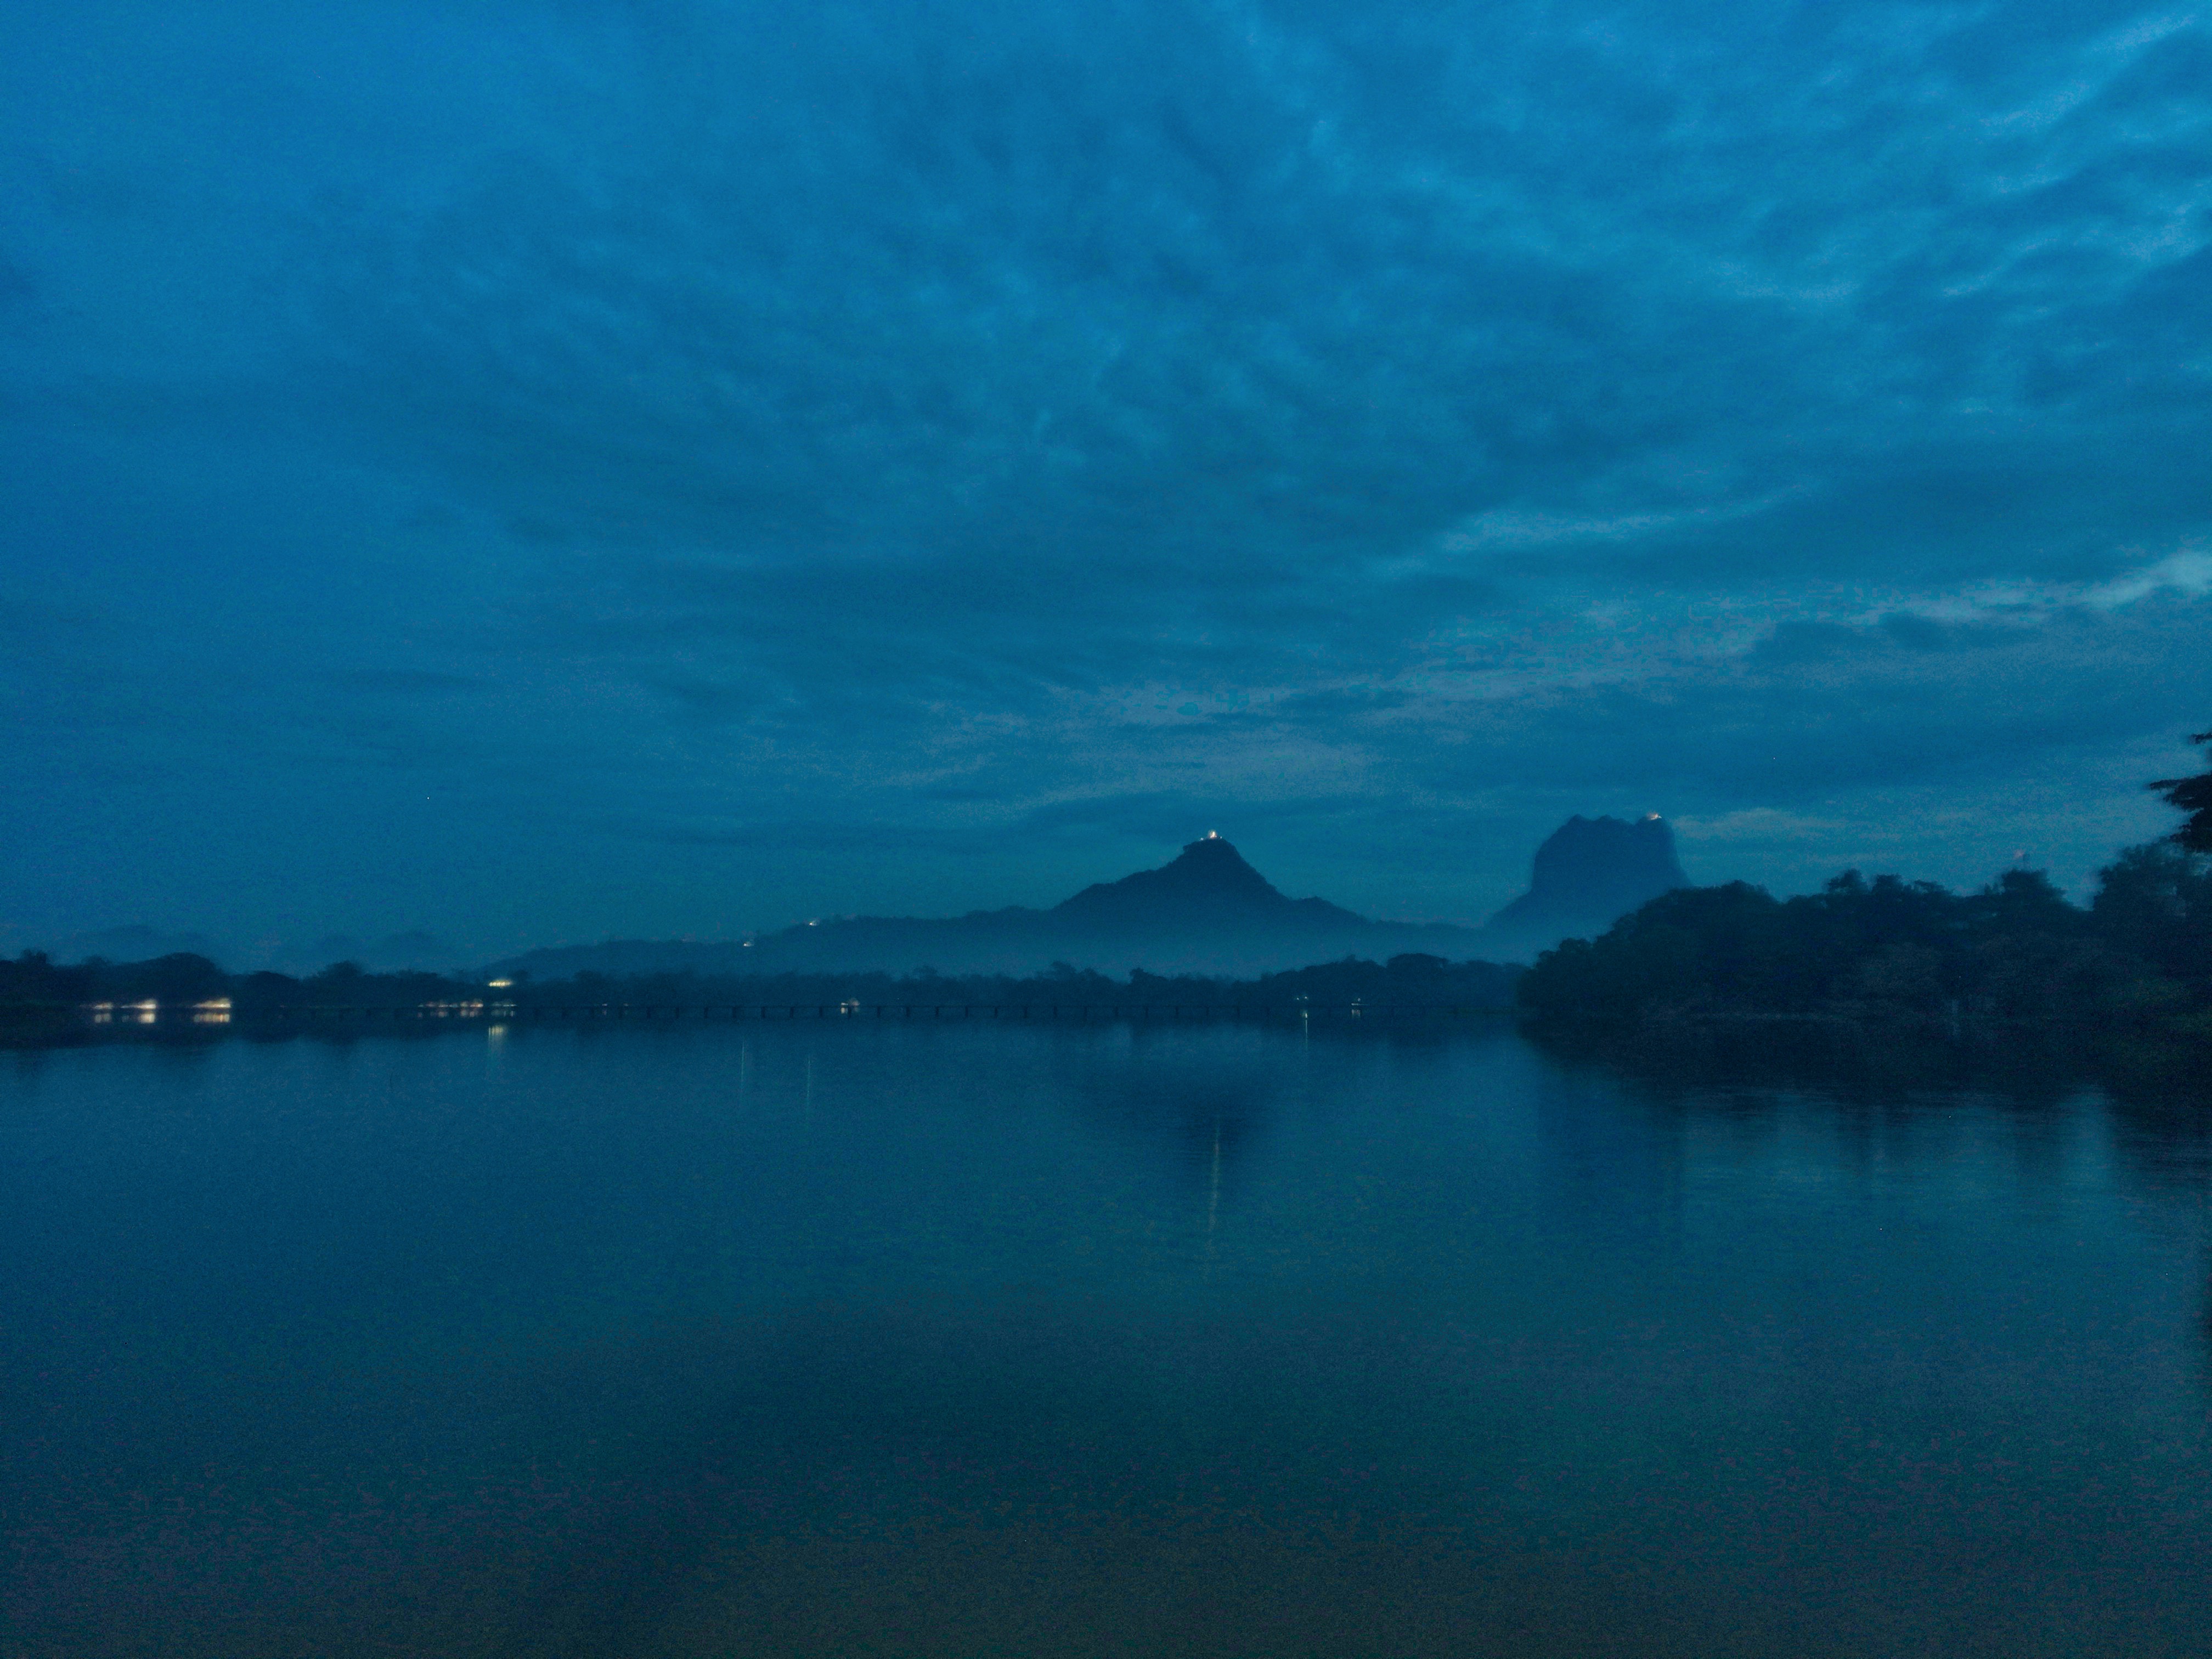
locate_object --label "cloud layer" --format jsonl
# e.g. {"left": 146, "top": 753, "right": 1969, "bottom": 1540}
{"left": 3, "top": 0, "right": 2208, "bottom": 960}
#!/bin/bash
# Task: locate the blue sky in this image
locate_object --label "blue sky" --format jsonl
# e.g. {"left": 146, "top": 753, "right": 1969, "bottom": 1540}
{"left": 4, "top": 0, "right": 2209, "bottom": 966}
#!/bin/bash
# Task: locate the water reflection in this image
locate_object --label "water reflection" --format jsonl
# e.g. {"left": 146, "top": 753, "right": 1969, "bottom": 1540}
{"left": 1059, "top": 1026, "right": 1280, "bottom": 1191}
{"left": 1, "top": 1022, "right": 2209, "bottom": 1657}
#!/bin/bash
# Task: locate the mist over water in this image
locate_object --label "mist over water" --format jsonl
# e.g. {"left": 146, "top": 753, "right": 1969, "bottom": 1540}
{"left": 4, "top": 1023, "right": 2210, "bottom": 1657}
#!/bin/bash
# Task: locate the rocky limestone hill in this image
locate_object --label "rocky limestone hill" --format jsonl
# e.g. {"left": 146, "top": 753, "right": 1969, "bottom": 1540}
{"left": 1482, "top": 814, "right": 1691, "bottom": 953}
{"left": 492, "top": 820, "right": 1694, "bottom": 981}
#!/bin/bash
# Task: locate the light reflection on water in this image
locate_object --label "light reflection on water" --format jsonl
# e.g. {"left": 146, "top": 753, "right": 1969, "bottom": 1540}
{"left": 1, "top": 1022, "right": 2208, "bottom": 1657}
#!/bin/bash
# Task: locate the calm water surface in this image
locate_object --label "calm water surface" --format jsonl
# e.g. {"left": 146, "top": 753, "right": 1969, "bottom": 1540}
{"left": 3, "top": 1022, "right": 2210, "bottom": 1657}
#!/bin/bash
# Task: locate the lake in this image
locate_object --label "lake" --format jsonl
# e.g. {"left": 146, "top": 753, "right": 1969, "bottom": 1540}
{"left": 4, "top": 1019, "right": 2209, "bottom": 1657}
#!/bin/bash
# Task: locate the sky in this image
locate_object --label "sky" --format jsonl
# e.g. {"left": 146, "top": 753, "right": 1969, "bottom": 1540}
{"left": 3, "top": 0, "right": 2209, "bottom": 968}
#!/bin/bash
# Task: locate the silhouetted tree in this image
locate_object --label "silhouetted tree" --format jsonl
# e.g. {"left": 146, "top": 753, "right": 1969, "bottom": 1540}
{"left": 233, "top": 970, "right": 303, "bottom": 1011}
{"left": 113, "top": 952, "right": 229, "bottom": 1005}
{"left": 0, "top": 950, "right": 94, "bottom": 1005}
{"left": 2091, "top": 841, "right": 2212, "bottom": 985}
{"left": 304, "top": 962, "right": 369, "bottom": 1002}
{"left": 2151, "top": 729, "right": 2212, "bottom": 851}
{"left": 1518, "top": 854, "right": 2205, "bottom": 1038}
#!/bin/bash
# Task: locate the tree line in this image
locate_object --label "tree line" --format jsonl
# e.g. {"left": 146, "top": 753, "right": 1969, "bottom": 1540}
{"left": 1519, "top": 732, "right": 2212, "bottom": 1041}
{"left": 0, "top": 949, "right": 1522, "bottom": 1015}
{"left": 12, "top": 730, "right": 2206, "bottom": 1038}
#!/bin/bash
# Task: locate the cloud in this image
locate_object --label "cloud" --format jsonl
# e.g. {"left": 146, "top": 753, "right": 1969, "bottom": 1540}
{"left": 1673, "top": 809, "right": 1848, "bottom": 844}
{"left": 2, "top": 0, "right": 2208, "bottom": 952}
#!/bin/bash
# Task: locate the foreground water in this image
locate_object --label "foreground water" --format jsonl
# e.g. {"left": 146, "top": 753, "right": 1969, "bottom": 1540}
{"left": 3, "top": 1022, "right": 2209, "bottom": 1657}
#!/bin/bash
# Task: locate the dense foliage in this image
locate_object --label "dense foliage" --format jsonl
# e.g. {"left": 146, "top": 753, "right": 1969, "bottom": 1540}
{"left": 1518, "top": 844, "right": 2212, "bottom": 1037}
{"left": 2151, "top": 729, "right": 2212, "bottom": 853}
{"left": 0, "top": 953, "right": 471, "bottom": 1012}
{"left": 0, "top": 951, "right": 1520, "bottom": 1014}
{"left": 0, "top": 951, "right": 233, "bottom": 1008}
{"left": 506, "top": 953, "right": 1519, "bottom": 1011}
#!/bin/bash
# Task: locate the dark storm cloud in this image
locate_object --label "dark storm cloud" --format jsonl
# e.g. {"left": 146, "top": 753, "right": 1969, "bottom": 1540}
{"left": 2, "top": 0, "right": 2208, "bottom": 954}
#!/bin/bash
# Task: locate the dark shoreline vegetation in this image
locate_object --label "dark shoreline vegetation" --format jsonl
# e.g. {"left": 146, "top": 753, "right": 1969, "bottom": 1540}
{"left": 1520, "top": 736, "right": 2212, "bottom": 1087}
{"left": 1521, "top": 843, "right": 2211, "bottom": 1040}
{"left": 0, "top": 950, "right": 1525, "bottom": 1021}
{"left": 1517, "top": 844, "right": 2211, "bottom": 1097}
{"left": 9, "top": 740, "right": 2209, "bottom": 1088}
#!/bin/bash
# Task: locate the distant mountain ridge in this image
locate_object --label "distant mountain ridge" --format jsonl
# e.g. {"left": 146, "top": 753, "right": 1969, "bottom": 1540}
{"left": 498, "top": 834, "right": 1480, "bottom": 980}
{"left": 1051, "top": 832, "right": 1367, "bottom": 930}
{"left": 494, "top": 821, "right": 1690, "bottom": 980}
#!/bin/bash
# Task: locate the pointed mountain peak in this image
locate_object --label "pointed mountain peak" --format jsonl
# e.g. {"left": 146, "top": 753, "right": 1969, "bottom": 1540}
{"left": 1167, "top": 830, "right": 1264, "bottom": 871}
{"left": 1052, "top": 833, "right": 1290, "bottom": 920}
{"left": 1154, "top": 832, "right": 1282, "bottom": 895}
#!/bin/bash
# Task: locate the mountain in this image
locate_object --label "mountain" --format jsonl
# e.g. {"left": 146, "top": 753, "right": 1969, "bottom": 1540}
{"left": 490, "top": 820, "right": 1697, "bottom": 982}
{"left": 1482, "top": 814, "right": 1691, "bottom": 952}
{"left": 1052, "top": 831, "right": 1367, "bottom": 931}
{"left": 496, "top": 834, "right": 1486, "bottom": 980}
{"left": 48, "top": 924, "right": 228, "bottom": 964}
